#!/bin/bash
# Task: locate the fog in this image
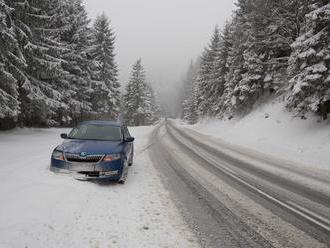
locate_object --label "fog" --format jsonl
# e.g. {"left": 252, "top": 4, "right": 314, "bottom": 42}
{"left": 84, "top": 0, "right": 236, "bottom": 115}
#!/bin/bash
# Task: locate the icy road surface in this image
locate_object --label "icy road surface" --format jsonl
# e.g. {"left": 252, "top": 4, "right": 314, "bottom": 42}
{"left": 0, "top": 126, "right": 199, "bottom": 248}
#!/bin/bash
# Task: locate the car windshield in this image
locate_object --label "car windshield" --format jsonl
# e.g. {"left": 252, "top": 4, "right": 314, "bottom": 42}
{"left": 68, "top": 124, "right": 123, "bottom": 141}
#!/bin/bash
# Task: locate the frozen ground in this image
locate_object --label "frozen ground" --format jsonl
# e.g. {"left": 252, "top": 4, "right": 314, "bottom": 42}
{"left": 180, "top": 100, "right": 330, "bottom": 171}
{"left": 0, "top": 126, "right": 199, "bottom": 248}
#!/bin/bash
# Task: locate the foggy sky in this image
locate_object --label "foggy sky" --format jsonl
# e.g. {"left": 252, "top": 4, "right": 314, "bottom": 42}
{"left": 84, "top": 0, "right": 236, "bottom": 89}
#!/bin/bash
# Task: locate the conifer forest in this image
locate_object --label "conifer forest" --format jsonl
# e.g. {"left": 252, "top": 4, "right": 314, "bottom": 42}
{"left": 0, "top": 0, "right": 329, "bottom": 128}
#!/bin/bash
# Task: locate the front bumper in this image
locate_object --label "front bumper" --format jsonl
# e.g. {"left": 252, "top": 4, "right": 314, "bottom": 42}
{"left": 50, "top": 157, "right": 124, "bottom": 181}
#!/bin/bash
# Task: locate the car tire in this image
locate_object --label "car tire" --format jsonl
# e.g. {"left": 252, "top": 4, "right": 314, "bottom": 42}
{"left": 118, "top": 161, "right": 128, "bottom": 184}
{"left": 128, "top": 154, "right": 133, "bottom": 166}
{"left": 118, "top": 179, "right": 125, "bottom": 184}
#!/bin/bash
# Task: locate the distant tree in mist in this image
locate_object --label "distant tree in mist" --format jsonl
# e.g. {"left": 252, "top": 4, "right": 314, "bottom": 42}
{"left": 179, "top": 61, "right": 199, "bottom": 124}
{"left": 123, "top": 59, "right": 160, "bottom": 126}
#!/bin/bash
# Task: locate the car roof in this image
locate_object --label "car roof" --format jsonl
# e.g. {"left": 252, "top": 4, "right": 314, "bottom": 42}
{"left": 79, "top": 120, "right": 123, "bottom": 127}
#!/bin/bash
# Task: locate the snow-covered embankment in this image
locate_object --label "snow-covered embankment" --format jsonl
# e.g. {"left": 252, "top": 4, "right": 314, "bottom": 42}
{"left": 181, "top": 101, "right": 330, "bottom": 171}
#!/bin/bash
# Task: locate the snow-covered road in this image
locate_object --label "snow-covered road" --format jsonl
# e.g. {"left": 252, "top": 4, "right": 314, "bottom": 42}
{"left": 149, "top": 120, "right": 330, "bottom": 248}
{"left": 0, "top": 126, "right": 199, "bottom": 248}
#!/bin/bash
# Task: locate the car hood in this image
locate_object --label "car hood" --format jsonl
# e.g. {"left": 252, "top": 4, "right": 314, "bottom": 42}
{"left": 56, "top": 139, "right": 124, "bottom": 155}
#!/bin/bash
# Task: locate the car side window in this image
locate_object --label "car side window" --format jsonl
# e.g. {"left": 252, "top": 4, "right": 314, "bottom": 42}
{"left": 122, "top": 126, "right": 131, "bottom": 139}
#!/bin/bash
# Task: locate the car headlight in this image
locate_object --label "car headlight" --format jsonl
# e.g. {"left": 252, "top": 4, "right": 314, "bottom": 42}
{"left": 103, "top": 154, "right": 121, "bottom": 162}
{"left": 52, "top": 150, "right": 64, "bottom": 161}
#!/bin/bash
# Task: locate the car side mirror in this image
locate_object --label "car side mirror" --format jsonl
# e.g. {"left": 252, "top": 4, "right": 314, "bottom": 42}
{"left": 60, "top": 133, "right": 68, "bottom": 139}
{"left": 124, "top": 137, "right": 135, "bottom": 142}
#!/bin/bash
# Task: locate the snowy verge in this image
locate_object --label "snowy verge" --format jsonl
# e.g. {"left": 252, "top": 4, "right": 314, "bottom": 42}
{"left": 178, "top": 100, "right": 330, "bottom": 171}
{"left": 0, "top": 126, "right": 199, "bottom": 248}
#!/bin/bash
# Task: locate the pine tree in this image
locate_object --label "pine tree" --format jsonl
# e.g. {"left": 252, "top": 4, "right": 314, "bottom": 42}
{"left": 123, "top": 59, "right": 159, "bottom": 126}
{"left": 89, "top": 13, "right": 120, "bottom": 120}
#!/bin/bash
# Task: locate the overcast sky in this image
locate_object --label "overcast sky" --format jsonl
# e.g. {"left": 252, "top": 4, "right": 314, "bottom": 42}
{"left": 84, "top": 0, "right": 236, "bottom": 86}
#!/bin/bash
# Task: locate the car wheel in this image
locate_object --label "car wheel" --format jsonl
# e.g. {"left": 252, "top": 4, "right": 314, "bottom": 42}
{"left": 128, "top": 159, "right": 133, "bottom": 166}
{"left": 118, "top": 179, "right": 125, "bottom": 184}
{"left": 118, "top": 161, "right": 128, "bottom": 184}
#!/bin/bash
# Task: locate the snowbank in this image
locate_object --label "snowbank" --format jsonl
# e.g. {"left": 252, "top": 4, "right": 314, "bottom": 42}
{"left": 0, "top": 126, "right": 198, "bottom": 248}
{"left": 181, "top": 100, "right": 330, "bottom": 171}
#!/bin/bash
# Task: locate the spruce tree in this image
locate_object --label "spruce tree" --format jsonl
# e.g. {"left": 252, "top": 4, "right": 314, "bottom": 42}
{"left": 123, "top": 59, "right": 159, "bottom": 126}
{"left": 222, "top": 0, "right": 309, "bottom": 116}
{"left": 287, "top": 1, "right": 330, "bottom": 119}
{"left": 89, "top": 13, "right": 120, "bottom": 119}
{"left": 0, "top": 0, "right": 22, "bottom": 129}
{"left": 6, "top": 0, "right": 71, "bottom": 127}
{"left": 1, "top": 0, "right": 122, "bottom": 128}
{"left": 147, "top": 84, "right": 161, "bottom": 123}
{"left": 58, "top": 0, "right": 94, "bottom": 125}
{"left": 196, "top": 26, "right": 223, "bottom": 117}
{"left": 217, "top": 20, "right": 236, "bottom": 118}
{"left": 182, "top": 79, "right": 199, "bottom": 124}
{"left": 179, "top": 60, "right": 199, "bottom": 119}
{"left": 229, "top": 0, "right": 277, "bottom": 114}
{"left": 212, "top": 22, "right": 232, "bottom": 117}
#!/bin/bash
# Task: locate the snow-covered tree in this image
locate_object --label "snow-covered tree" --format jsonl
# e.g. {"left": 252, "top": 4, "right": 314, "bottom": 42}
{"left": 218, "top": 0, "right": 311, "bottom": 117}
{"left": 147, "top": 84, "right": 161, "bottom": 123}
{"left": 58, "top": 0, "right": 94, "bottom": 125}
{"left": 219, "top": 12, "right": 249, "bottom": 118}
{"left": 1, "top": 1, "right": 121, "bottom": 129}
{"left": 123, "top": 59, "right": 159, "bottom": 126}
{"left": 89, "top": 13, "right": 120, "bottom": 119}
{"left": 179, "top": 60, "right": 199, "bottom": 119}
{"left": 0, "top": 0, "right": 23, "bottom": 129}
{"left": 196, "top": 26, "right": 223, "bottom": 117}
{"left": 182, "top": 79, "right": 199, "bottom": 124}
{"left": 5, "top": 0, "right": 72, "bottom": 127}
{"left": 287, "top": 1, "right": 330, "bottom": 119}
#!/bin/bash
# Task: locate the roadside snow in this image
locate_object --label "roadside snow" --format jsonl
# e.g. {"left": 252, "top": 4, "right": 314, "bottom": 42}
{"left": 0, "top": 126, "right": 199, "bottom": 248}
{"left": 180, "top": 100, "right": 330, "bottom": 171}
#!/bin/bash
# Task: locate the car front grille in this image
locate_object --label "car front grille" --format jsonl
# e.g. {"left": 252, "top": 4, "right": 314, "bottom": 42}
{"left": 65, "top": 153, "right": 104, "bottom": 163}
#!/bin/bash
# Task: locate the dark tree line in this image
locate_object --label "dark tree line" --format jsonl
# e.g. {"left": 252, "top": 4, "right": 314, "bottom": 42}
{"left": 0, "top": 0, "right": 120, "bottom": 129}
{"left": 180, "top": 0, "right": 330, "bottom": 123}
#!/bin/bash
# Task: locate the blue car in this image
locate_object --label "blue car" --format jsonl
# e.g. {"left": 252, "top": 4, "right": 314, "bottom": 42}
{"left": 50, "top": 120, "right": 134, "bottom": 183}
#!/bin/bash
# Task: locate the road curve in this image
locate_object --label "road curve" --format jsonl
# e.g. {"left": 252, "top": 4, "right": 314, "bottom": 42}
{"left": 148, "top": 120, "right": 330, "bottom": 248}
